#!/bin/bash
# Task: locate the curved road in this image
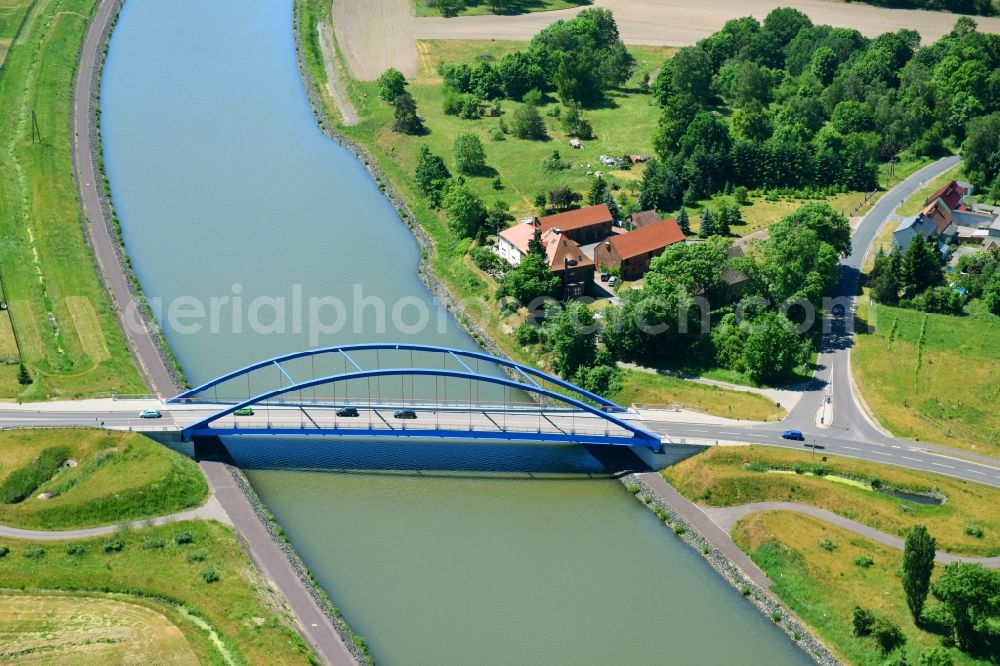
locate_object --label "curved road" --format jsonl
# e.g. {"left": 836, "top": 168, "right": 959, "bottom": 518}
{"left": 701, "top": 501, "right": 1000, "bottom": 567}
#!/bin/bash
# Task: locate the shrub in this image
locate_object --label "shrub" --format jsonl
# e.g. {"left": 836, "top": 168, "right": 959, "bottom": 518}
{"left": 746, "top": 460, "right": 769, "bottom": 472}
{"left": 0, "top": 546, "right": 8, "bottom": 558}
{"left": 771, "top": 611, "right": 781, "bottom": 622}
{"left": 143, "top": 536, "right": 165, "bottom": 550}
{"left": 174, "top": 531, "right": 194, "bottom": 545}
{"left": 65, "top": 544, "right": 85, "bottom": 556}
{"left": 740, "top": 586, "right": 751, "bottom": 596}
{"left": 201, "top": 568, "right": 220, "bottom": 584}
{"left": 734, "top": 186, "right": 750, "bottom": 205}
{"left": 103, "top": 538, "right": 124, "bottom": 553}
{"left": 514, "top": 321, "right": 540, "bottom": 346}
{"left": 918, "top": 646, "right": 954, "bottom": 666}
{"left": 854, "top": 555, "right": 875, "bottom": 568}
{"left": 489, "top": 127, "right": 505, "bottom": 141}
{"left": 625, "top": 483, "right": 641, "bottom": 495}
{"left": 819, "top": 538, "right": 837, "bottom": 552}
{"left": 187, "top": 550, "right": 208, "bottom": 563}
{"left": 793, "top": 631, "right": 801, "bottom": 641}
{"left": 871, "top": 616, "right": 905, "bottom": 653}
{"left": 853, "top": 606, "right": 876, "bottom": 637}
{"left": 24, "top": 546, "right": 45, "bottom": 560}
{"left": 0, "top": 446, "right": 72, "bottom": 504}
{"left": 470, "top": 246, "right": 501, "bottom": 272}
{"left": 673, "top": 524, "right": 686, "bottom": 535}
{"left": 963, "top": 524, "right": 984, "bottom": 538}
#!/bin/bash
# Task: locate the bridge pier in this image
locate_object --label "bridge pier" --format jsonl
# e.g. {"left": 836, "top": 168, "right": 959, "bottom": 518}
{"left": 192, "top": 435, "right": 236, "bottom": 465}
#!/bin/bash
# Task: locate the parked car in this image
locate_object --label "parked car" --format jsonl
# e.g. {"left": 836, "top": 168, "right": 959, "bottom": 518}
{"left": 600, "top": 272, "right": 610, "bottom": 282}
{"left": 138, "top": 408, "right": 162, "bottom": 419}
{"left": 781, "top": 429, "right": 805, "bottom": 441}
{"left": 394, "top": 409, "right": 417, "bottom": 419}
{"left": 607, "top": 276, "right": 618, "bottom": 287}
{"left": 336, "top": 407, "right": 359, "bottom": 417}
{"left": 234, "top": 407, "right": 254, "bottom": 416}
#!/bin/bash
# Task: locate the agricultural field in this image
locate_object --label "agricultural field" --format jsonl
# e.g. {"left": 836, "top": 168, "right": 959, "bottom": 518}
{"left": 0, "top": 592, "right": 199, "bottom": 664}
{"left": 412, "top": 0, "right": 591, "bottom": 17}
{"left": 0, "top": 429, "right": 207, "bottom": 529}
{"left": 0, "top": 520, "right": 314, "bottom": 664}
{"left": 664, "top": 445, "right": 1000, "bottom": 556}
{"left": 853, "top": 300, "right": 1000, "bottom": 456}
{"left": 0, "top": 0, "right": 144, "bottom": 400}
{"left": 735, "top": 512, "right": 988, "bottom": 666}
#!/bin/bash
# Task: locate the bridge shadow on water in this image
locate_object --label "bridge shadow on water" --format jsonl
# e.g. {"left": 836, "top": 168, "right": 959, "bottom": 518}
{"left": 191, "top": 436, "right": 655, "bottom": 480}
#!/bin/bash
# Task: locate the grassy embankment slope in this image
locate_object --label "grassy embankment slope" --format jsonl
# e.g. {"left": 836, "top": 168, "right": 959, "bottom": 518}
{"left": 0, "top": 520, "right": 315, "bottom": 664}
{"left": 664, "top": 446, "right": 1000, "bottom": 556}
{"left": 0, "top": 429, "right": 207, "bottom": 529}
{"left": 296, "top": 5, "right": 834, "bottom": 419}
{"left": 0, "top": 0, "right": 144, "bottom": 400}
{"left": 735, "top": 513, "right": 989, "bottom": 666}
{"left": 413, "top": 0, "right": 591, "bottom": 18}
{"left": 851, "top": 165, "right": 1000, "bottom": 457}
{"left": 0, "top": 0, "right": 31, "bottom": 65}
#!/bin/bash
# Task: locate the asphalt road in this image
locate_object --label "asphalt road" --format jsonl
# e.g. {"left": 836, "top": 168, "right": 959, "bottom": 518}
{"left": 71, "top": 0, "right": 177, "bottom": 398}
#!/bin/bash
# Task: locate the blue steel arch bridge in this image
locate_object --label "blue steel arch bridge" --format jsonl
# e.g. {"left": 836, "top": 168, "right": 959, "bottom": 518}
{"left": 168, "top": 344, "right": 661, "bottom": 449}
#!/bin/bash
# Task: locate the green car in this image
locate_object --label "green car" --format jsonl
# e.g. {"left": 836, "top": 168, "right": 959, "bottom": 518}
{"left": 234, "top": 407, "right": 254, "bottom": 416}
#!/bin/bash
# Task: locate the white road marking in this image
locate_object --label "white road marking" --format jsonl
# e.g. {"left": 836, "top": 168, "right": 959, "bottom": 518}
{"left": 870, "top": 451, "right": 891, "bottom": 456}
{"left": 901, "top": 456, "right": 922, "bottom": 462}
{"left": 841, "top": 446, "right": 861, "bottom": 451}
{"left": 931, "top": 462, "right": 955, "bottom": 469}
{"left": 969, "top": 470, "right": 985, "bottom": 475}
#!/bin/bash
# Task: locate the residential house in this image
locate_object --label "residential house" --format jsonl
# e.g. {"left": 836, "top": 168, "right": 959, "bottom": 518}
{"left": 543, "top": 232, "right": 595, "bottom": 298}
{"left": 593, "top": 218, "right": 685, "bottom": 280}
{"left": 893, "top": 213, "right": 945, "bottom": 252}
{"left": 537, "top": 204, "right": 614, "bottom": 244}
{"left": 627, "top": 210, "right": 662, "bottom": 230}
{"left": 496, "top": 221, "right": 538, "bottom": 267}
{"left": 925, "top": 180, "right": 965, "bottom": 210}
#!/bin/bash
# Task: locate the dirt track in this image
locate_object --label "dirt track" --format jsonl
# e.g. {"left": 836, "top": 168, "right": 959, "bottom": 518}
{"left": 333, "top": 0, "right": 1000, "bottom": 80}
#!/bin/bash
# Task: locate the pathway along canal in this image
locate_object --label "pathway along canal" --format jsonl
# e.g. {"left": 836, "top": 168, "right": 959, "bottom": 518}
{"left": 100, "top": 1, "right": 810, "bottom": 663}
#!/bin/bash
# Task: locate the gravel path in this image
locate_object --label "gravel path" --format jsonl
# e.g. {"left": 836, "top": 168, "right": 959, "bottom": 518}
{"left": 703, "top": 501, "right": 1000, "bottom": 567}
{"left": 0, "top": 496, "right": 230, "bottom": 541}
{"left": 333, "top": 0, "right": 1000, "bottom": 80}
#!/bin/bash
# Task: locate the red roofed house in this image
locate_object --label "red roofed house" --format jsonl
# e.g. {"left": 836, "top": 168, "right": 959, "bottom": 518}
{"left": 925, "top": 180, "right": 965, "bottom": 211}
{"left": 543, "top": 231, "right": 595, "bottom": 298}
{"left": 537, "top": 204, "right": 614, "bottom": 245}
{"left": 593, "top": 218, "right": 685, "bottom": 280}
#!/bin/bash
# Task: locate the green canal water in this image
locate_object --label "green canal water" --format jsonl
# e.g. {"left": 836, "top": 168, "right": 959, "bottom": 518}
{"left": 100, "top": 0, "right": 812, "bottom": 663}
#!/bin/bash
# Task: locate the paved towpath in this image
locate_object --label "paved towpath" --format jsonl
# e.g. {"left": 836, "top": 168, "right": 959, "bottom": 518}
{"left": 702, "top": 501, "right": 1000, "bottom": 567}
{"left": 0, "top": 496, "right": 230, "bottom": 540}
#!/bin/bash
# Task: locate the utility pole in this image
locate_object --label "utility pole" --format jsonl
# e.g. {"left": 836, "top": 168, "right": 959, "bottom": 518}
{"left": 30, "top": 109, "right": 41, "bottom": 144}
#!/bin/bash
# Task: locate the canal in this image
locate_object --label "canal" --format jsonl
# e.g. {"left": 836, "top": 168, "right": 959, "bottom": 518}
{"left": 100, "top": 0, "right": 810, "bottom": 663}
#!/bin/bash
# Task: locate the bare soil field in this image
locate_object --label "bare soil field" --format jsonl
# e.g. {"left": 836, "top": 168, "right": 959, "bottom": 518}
{"left": 332, "top": 0, "right": 1000, "bottom": 80}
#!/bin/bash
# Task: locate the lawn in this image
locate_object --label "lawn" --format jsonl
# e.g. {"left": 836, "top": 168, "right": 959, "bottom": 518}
{"left": 0, "top": 429, "right": 207, "bottom": 529}
{"left": 412, "top": 0, "right": 591, "bottom": 17}
{"left": 614, "top": 369, "right": 786, "bottom": 421}
{"left": 735, "top": 512, "right": 989, "bottom": 666}
{"left": 663, "top": 445, "right": 1000, "bottom": 556}
{"left": 897, "top": 162, "right": 965, "bottom": 217}
{"left": 0, "top": 591, "right": 200, "bottom": 664}
{"left": 0, "top": 0, "right": 144, "bottom": 400}
{"left": 852, "top": 299, "right": 1000, "bottom": 456}
{"left": 0, "top": 520, "right": 314, "bottom": 664}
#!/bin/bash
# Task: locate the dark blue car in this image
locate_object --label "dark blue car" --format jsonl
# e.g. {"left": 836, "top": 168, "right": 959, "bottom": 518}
{"left": 781, "top": 429, "right": 805, "bottom": 441}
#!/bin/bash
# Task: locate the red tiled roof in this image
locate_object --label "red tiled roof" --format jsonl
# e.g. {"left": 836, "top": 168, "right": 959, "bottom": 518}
{"left": 538, "top": 204, "right": 613, "bottom": 234}
{"left": 605, "top": 218, "right": 685, "bottom": 260}
{"left": 544, "top": 232, "right": 594, "bottom": 270}
{"left": 921, "top": 199, "right": 953, "bottom": 235}
{"left": 925, "top": 180, "right": 965, "bottom": 210}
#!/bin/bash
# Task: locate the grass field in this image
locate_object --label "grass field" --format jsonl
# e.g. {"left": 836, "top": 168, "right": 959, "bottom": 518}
{"left": 0, "top": 520, "right": 314, "bottom": 664}
{"left": 734, "top": 512, "right": 987, "bottom": 666}
{"left": 663, "top": 445, "right": 1000, "bottom": 556}
{"left": 412, "top": 0, "right": 591, "bottom": 17}
{"left": 614, "top": 370, "right": 786, "bottom": 421}
{"left": 0, "top": 429, "right": 207, "bottom": 529}
{"left": 0, "top": 0, "right": 144, "bottom": 400}
{"left": 0, "top": 0, "right": 31, "bottom": 66}
{"left": 853, "top": 299, "right": 1000, "bottom": 456}
{"left": 897, "top": 162, "right": 965, "bottom": 217}
{"left": 0, "top": 591, "right": 200, "bottom": 664}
